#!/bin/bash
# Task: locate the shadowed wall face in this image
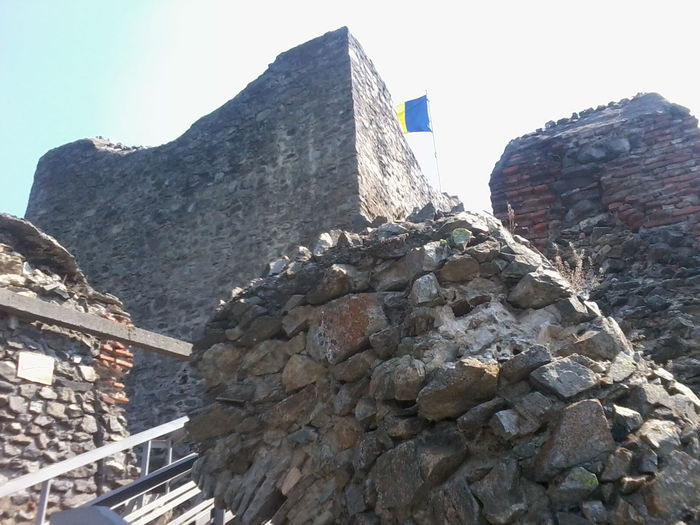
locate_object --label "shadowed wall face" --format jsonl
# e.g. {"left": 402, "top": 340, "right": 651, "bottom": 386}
{"left": 25, "top": 28, "right": 451, "bottom": 430}
{"left": 347, "top": 34, "right": 442, "bottom": 220}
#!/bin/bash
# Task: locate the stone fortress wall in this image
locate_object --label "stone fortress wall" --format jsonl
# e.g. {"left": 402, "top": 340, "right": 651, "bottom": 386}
{"left": 490, "top": 93, "right": 700, "bottom": 392}
{"left": 0, "top": 214, "right": 136, "bottom": 524}
{"left": 5, "top": 26, "right": 700, "bottom": 524}
{"left": 25, "top": 28, "right": 456, "bottom": 431}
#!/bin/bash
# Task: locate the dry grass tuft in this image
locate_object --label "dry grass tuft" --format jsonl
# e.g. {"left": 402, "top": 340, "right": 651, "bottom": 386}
{"left": 506, "top": 202, "right": 517, "bottom": 232}
{"left": 552, "top": 244, "right": 600, "bottom": 297}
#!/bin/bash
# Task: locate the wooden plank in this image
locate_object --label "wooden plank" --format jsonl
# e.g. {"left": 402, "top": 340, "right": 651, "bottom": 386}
{"left": 130, "top": 485, "right": 202, "bottom": 525}
{"left": 167, "top": 498, "right": 215, "bottom": 525}
{"left": 0, "top": 288, "right": 191, "bottom": 360}
{"left": 123, "top": 481, "right": 197, "bottom": 522}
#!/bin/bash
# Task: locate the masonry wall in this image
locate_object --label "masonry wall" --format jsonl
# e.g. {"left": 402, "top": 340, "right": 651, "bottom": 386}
{"left": 186, "top": 210, "right": 700, "bottom": 524}
{"left": 347, "top": 34, "right": 446, "bottom": 220}
{"left": 490, "top": 93, "right": 700, "bottom": 250}
{"left": 25, "top": 28, "right": 453, "bottom": 431}
{"left": 0, "top": 214, "right": 135, "bottom": 523}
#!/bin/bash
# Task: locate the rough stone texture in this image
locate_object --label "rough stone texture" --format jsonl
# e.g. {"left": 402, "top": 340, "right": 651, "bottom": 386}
{"left": 529, "top": 356, "right": 599, "bottom": 399}
{"left": 643, "top": 450, "right": 700, "bottom": 521}
{"left": 612, "top": 404, "right": 644, "bottom": 437}
{"left": 0, "top": 214, "right": 137, "bottom": 523}
{"left": 416, "top": 358, "right": 498, "bottom": 421}
{"left": 567, "top": 316, "right": 633, "bottom": 361}
{"left": 638, "top": 418, "right": 681, "bottom": 456}
{"left": 307, "top": 293, "right": 388, "bottom": 364}
{"left": 408, "top": 273, "right": 442, "bottom": 306}
{"left": 471, "top": 460, "right": 526, "bottom": 524}
{"left": 374, "top": 440, "right": 423, "bottom": 517}
{"left": 501, "top": 345, "right": 552, "bottom": 383}
{"left": 508, "top": 267, "right": 572, "bottom": 309}
{"left": 25, "top": 28, "right": 455, "bottom": 431}
{"left": 547, "top": 467, "right": 599, "bottom": 505}
{"left": 187, "top": 212, "right": 700, "bottom": 524}
{"left": 281, "top": 354, "right": 326, "bottom": 392}
{"left": 490, "top": 93, "right": 700, "bottom": 393}
{"left": 601, "top": 447, "right": 634, "bottom": 481}
{"left": 369, "top": 355, "right": 425, "bottom": 401}
{"left": 534, "top": 399, "right": 616, "bottom": 481}
{"left": 491, "top": 93, "right": 700, "bottom": 250}
{"left": 438, "top": 254, "right": 479, "bottom": 283}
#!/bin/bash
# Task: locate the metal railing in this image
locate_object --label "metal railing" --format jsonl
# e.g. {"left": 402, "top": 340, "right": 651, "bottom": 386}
{"left": 0, "top": 416, "right": 230, "bottom": 524}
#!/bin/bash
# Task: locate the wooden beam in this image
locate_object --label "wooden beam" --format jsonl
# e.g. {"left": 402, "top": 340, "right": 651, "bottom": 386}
{"left": 0, "top": 288, "right": 191, "bottom": 360}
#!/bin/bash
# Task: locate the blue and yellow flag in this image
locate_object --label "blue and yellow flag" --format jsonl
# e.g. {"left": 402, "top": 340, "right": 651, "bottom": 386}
{"left": 396, "top": 95, "right": 432, "bottom": 134}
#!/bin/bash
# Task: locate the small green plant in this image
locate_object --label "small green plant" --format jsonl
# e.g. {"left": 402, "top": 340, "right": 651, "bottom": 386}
{"left": 552, "top": 244, "right": 600, "bottom": 297}
{"left": 449, "top": 228, "right": 472, "bottom": 249}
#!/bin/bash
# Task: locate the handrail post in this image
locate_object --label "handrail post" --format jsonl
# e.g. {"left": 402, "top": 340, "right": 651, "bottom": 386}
{"left": 137, "top": 440, "right": 153, "bottom": 508}
{"left": 35, "top": 479, "right": 51, "bottom": 525}
{"left": 165, "top": 439, "right": 173, "bottom": 494}
{"left": 214, "top": 508, "right": 225, "bottom": 525}
{"left": 140, "top": 440, "right": 152, "bottom": 478}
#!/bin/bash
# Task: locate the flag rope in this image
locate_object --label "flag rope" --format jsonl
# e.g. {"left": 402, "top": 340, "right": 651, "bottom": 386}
{"left": 426, "top": 91, "right": 442, "bottom": 192}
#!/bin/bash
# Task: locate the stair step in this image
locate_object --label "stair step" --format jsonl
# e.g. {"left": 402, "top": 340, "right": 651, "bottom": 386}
{"left": 125, "top": 482, "right": 202, "bottom": 525}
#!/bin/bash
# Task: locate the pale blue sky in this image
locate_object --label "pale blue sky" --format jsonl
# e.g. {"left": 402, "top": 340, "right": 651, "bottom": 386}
{"left": 1, "top": 0, "right": 699, "bottom": 218}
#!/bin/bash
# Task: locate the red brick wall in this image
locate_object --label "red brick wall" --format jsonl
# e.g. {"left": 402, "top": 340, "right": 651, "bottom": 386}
{"left": 490, "top": 93, "right": 700, "bottom": 250}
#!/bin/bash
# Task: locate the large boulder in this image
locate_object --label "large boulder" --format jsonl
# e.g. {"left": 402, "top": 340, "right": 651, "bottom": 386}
{"left": 534, "top": 399, "right": 616, "bottom": 481}
{"left": 417, "top": 359, "right": 499, "bottom": 421}
{"left": 307, "top": 293, "right": 388, "bottom": 364}
{"left": 508, "top": 267, "right": 572, "bottom": 309}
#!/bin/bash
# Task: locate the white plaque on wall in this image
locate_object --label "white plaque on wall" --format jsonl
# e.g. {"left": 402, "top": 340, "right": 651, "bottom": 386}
{"left": 16, "top": 351, "right": 55, "bottom": 385}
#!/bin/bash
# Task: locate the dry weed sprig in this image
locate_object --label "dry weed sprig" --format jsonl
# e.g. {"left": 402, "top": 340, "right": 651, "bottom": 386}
{"left": 506, "top": 202, "right": 517, "bottom": 232}
{"left": 552, "top": 243, "right": 600, "bottom": 297}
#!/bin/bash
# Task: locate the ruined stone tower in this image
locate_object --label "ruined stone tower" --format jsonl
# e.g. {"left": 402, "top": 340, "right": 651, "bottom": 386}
{"left": 490, "top": 93, "right": 700, "bottom": 251}
{"left": 489, "top": 93, "right": 700, "bottom": 392}
{"left": 25, "top": 28, "right": 454, "bottom": 429}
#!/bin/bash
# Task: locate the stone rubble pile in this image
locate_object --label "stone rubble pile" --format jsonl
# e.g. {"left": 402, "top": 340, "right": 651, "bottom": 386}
{"left": 489, "top": 92, "right": 700, "bottom": 399}
{"left": 188, "top": 210, "right": 700, "bottom": 524}
{"left": 552, "top": 211, "right": 700, "bottom": 394}
{"left": 0, "top": 214, "right": 137, "bottom": 523}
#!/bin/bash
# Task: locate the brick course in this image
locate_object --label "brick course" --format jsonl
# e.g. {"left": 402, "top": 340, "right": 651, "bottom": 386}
{"left": 489, "top": 93, "right": 700, "bottom": 392}
{"left": 490, "top": 93, "right": 700, "bottom": 249}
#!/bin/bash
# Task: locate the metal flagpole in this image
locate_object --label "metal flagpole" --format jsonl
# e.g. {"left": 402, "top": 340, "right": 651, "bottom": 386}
{"left": 425, "top": 90, "right": 443, "bottom": 192}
